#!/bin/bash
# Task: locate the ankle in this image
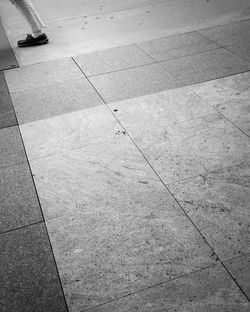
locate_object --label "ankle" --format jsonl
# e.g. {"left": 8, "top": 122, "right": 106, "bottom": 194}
{"left": 32, "top": 30, "right": 43, "bottom": 38}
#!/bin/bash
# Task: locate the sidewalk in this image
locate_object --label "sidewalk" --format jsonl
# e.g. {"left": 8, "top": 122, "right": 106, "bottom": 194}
{"left": 0, "top": 1, "right": 250, "bottom": 311}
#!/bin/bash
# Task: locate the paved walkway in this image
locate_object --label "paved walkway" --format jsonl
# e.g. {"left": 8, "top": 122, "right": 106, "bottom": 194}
{"left": 0, "top": 1, "right": 250, "bottom": 311}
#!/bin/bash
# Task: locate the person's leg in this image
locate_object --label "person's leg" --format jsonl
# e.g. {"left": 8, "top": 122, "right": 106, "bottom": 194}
{"left": 10, "top": 0, "right": 48, "bottom": 46}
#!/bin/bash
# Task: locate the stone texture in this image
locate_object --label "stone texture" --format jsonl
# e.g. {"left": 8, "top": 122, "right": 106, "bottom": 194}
{"left": 11, "top": 78, "right": 104, "bottom": 124}
{"left": 20, "top": 105, "right": 124, "bottom": 160}
{"left": 199, "top": 19, "right": 250, "bottom": 47}
{"left": 161, "top": 48, "right": 250, "bottom": 85}
{"left": 109, "top": 95, "right": 250, "bottom": 183}
{"left": 191, "top": 71, "right": 250, "bottom": 135}
{"left": 89, "top": 265, "right": 250, "bottom": 312}
{"left": 0, "top": 223, "right": 67, "bottom": 312}
{"left": 138, "top": 31, "right": 220, "bottom": 61}
{"left": 168, "top": 162, "right": 250, "bottom": 260}
{"left": 74, "top": 45, "right": 154, "bottom": 76}
{"left": 30, "top": 135, "right": 162, "bottom": 220}
{"left": 4, "top": 58, "right": 83, "bottom": 93}
{"left": 89, "top": 63, "right": 182, "bottom": 103}
{"left": 0, "top": 126, "right": 26, "bottom": 168}
{"left": 226, "top": 42, "right": 250, "bottom": 61}
{"left": 109, "top": 87, "right": 216, "bottom": 125}
{"left": 47, "top": 200, "right": 216, "bottom": 311}
{"left": 0, "top": 163, "right": 42, "bottom": 233}
{"left": 225, "top": 254, "right": 250, "bottom": 299}
{"left": 0, "top": 72, "right": 16, "bottom": 129}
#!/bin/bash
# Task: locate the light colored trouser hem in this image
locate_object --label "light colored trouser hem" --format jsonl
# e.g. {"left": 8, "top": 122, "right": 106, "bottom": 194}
{"left": 10, "top": 0, "right": 45, "bottom": 34}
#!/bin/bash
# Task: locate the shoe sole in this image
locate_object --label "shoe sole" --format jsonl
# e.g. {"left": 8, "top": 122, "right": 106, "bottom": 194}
{"left": 18, "top": 38, "right": 49, "bottom": 48}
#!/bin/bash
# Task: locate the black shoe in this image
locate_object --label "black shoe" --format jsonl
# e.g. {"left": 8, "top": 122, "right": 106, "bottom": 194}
{"left": 18, "top": 33, "right": 49, "bottom": 47}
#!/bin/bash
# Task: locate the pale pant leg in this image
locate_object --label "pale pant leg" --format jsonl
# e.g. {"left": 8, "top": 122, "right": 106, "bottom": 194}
{"left": 10, "top": 0, "right": 45, "bottom": 35}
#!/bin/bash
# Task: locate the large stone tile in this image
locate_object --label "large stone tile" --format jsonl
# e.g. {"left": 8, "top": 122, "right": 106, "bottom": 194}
{"left": 0, "top": 223, "right": 67, "bottom": 312}
{"left": 89, "top": 265, "right": 250, "bottom": 312}
{"left": 4, "top": 58, "right": 83, "bottom": 93}
{"left": 0, "top": 163, "right": 42, "bottom": 234}
{"left": 89, "top": 63, "right": 182, "bottom": 103}
{"left": 161, "top": 48, "right": 250, "bottom": 85}
{"left": 30, "top": 135, "right": 162, "bottom": 220}
{"left": 20, "top": 105, "right": 124, "bottom": 160}
{"left": 191, "top": 72, "right": 250, "bottom": 135}
{"left": 225, "top": 254, "right": 250, "bottom": 299}
{"left": 0, "top": 126, "right": 26, "bottom": 168}
{"left": 138, "top": 31, "right": 220, "bottom": 61}
{"left": 226, "top": 42, "right": 250, "bottom": 62}
{"left": 47, "top": 199, "right": 215, "bottom": 310}
{"left": 109, "top": 93, "right": 250, "bottom": 183}
{"left": 0, "top": 72, "right": 17, "bottom": 129}
{"left": 11, "top": 78, "right": 103, "bottom": 124}
{"left": 109, "top": 87, "right": 216, "bottom": 126}
{"left": 199, "top": 19, "right": 250, "bottom": 47}
{"left": 74, "top": 45, "right": 154, "bottom": 76}
{"left": 168, "top": 162, "right": 250, "bottom": 260}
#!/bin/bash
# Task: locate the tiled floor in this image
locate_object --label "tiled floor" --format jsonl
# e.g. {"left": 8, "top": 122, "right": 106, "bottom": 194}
{"left": 0, "top": 4, "right": 250, "bottom": 311}
{"left": 1, "top": 0, "right": 250, "bottom": 65}
{"left": 0, "top": 72, "right": 17, "bottom": 129}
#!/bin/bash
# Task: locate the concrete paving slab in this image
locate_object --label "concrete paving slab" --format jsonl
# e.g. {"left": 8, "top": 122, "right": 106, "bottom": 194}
{"left": 225, "top": 254, "right": 250, "bottom": 300}
{"left": 0, "top": 126, "right": 26, "bottom": 168}
{"left": 191, "top": 72, "right": 250, "bottom": 135}
{"left": 2, "top": 0, "right": 250, "bottom": 65}
{"left": 226, "top": 42, "right": 250, "bottom": 62}
{"left": 168, "top": 162, "right": 250, "bottom": 261}
{"left": 0, "top": 223, "right": 67, "bottom": 312}
{"left": 89, "top": 63, "right": 182, "bottom": 103}
{"left": 20, "top": 105, "right": 123, "bottom": 160}
{"left": 4, "top": 58, "right": 83, "bottom": 93}
{"left": 11, "top": 78, "right": 104, "bottom": 124}
{"left": 199, "top": 19, "right": 250, "bottom": 47}
{"left": 0, "top": 163, "right": 42, "bottom": 234}
{"left": 138, "top": 31, "right": 220, "bottom": 62}
{"left": 74, "top": 45, "right": 154, "bottom": 76}
{"left": 109, "top": 87, "right": 216, "bottom": 126}
{"left": 108, "top": 107, "right": 250, "bottom": 184}
{"left": 46, "top": 187, "right": 216, "bottom": 310}
{"left": 89, "top": 265, "right": 250, "bottom": 312}
{"left": 161, "top": 48, "right": 250, "bottom": 85}
{"left": 0, "top": 72, "right": 16, "bottom": 129}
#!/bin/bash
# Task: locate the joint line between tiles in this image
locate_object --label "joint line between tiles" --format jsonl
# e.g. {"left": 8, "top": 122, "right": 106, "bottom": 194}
{"left": 87, "top": 60, "right": 156, "bottom": 78}
{"left": 82, "top": 263, "right": 220, "bottom": 312}
{"left": 136, "top": 42, "right": 223, "bottom": 64}
{"left": 196, "top": 30, "right": 250, "bottom": 64}
{"left": 0, "top": 220, "right": 44, "bottom": 237}
{"left": 189, "top": 87, "right": 250, "bottom": 139}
